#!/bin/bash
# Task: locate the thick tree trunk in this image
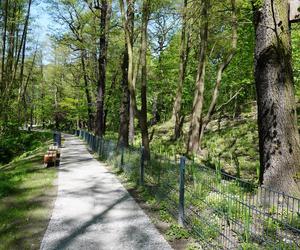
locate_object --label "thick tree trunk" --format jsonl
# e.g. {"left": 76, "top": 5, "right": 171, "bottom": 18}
{"left": 199, "top": 0, "right": 237, "bottom": 146}
{"left": 254, "top": 0, "right": 300, "bottom": 196}
{"left": 172, "top": 0, "right": 189, "bottom": 140}
{"left": 95, "top": 0, "right": 111, "bottom": 137}
{"left": 187, "top": 0, "right": 209, "bottom": 154}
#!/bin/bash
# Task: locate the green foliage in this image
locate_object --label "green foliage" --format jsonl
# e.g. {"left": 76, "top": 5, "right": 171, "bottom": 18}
{"left": 166, "top": 224, "right": 189, "bottom": 240}
{"left": 0, "top": 131, "right": 52, "bottom": 165}
{"left": 241, "top": 242, "right": 259, "bottom": 250}
{"left": 263, "top": 218, "right": 279, "bottom": 238}
{"left": 159, "top": 209, "right": 172, "bottom": 222}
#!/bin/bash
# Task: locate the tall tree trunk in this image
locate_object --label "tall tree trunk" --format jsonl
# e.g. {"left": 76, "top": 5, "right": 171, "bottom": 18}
{"left": 139, "top": 0, "right": 150, "bottom": 159}
{"left": 187, "top": 0, "right": 209, "bottom": 154}
{"left": 254, "top": 0, "right": 300, "bottom": 196}
{"left": 11, "top": 0, "right": 32, "bottom": 98}
{"left": 120, "top": 0, "right": 136, "bottom": 145}
{"left": 1, "top": 0, "right": 8, "bottom": 91}
{"left": 0, "top": 0, "right": 8, "bottom": 122}
{"left": 172, "top": 0, "right": 189, "bottom": 140}
{"left": 127, "top": 0, "right": 135, "bottom": 145}
{"left": 119, "top": 0, "right": 150, "bottom": 157}
{"left": 119, "top": 0, "right": 134, "bottom": 147}
{"left": 6, "top": 1, "right": 16, "bottom": 88}
{"left": 95, "top": 0, "right": 111, "bottom": 137}
{"left": 118, "top": 47, "right": 130, "bottom": 147}
{"left": 81, "top": 50, "right": 93, "bottom": 131}
{"left": 199, "top": 0, "right": 237, "bottom": 146}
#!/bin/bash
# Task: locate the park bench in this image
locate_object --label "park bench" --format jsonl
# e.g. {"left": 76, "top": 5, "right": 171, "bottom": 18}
{"left": 44, "top": 145, "right": 61, "bottom": 167}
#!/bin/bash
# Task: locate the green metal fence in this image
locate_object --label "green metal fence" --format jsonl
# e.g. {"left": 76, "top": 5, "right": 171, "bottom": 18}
{"left": 76, "top": 130, "right": 300, "bottom": 249}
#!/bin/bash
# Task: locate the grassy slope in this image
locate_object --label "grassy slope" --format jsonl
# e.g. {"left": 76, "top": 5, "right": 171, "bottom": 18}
{"left": 0, "top": 143, "right": 57, "bottom": 249}
{"left": 150, "top": 111, "right": 260, "bottom": 182}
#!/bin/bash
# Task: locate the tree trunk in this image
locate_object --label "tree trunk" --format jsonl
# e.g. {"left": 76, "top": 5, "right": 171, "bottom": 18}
{"left": 254, "top": 0, "right": 300, "bottom": 196}
{"left": 118, "top": 47, "right": 130, "bottom": 147}
{"left": 187, "top": 0, "right": 209, "bottom": 154}
{"left": 119, "top": 0, "right": 150, "bottom": 156}
{"left": 81, "top": 50, "right": 93, "bottom": 131}
{"left": 95, "top": 0, "right": 111, "bottom": 137}
{"left": 199, "top": 0, "right": 237, "bottom": 146}
{"left": 172, "top": 0, "right": 189, "bottom": 140}
{"left": 1, "top": 0, "right": 8, "bottom": 93}
{"left": 119, "top": 0, "right": 135, "bottom": 147}
{"left": 139, "top": 0, "right": 150, "bottom": 159}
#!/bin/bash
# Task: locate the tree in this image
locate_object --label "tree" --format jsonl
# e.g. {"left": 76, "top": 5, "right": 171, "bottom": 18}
{"left": 118, "top": 0, "right": 134, "bottom": 148}
{"left": 187, "top": 0, "right": 209, "bottom": 154}
{"left": 198, "top": 0, "right": 238, "bottom": 146}
{"left": 253, "top": 0, "right": 300, "bottom": 196}
{"left": 50, "top": 0, "right": 95, "bottom": 131}
{"left": 172, "top": 0, "right": 190, "bottom": 140}
{"left": 119, "top": 0, "right": 151, "bottom": 158}
{"left": 95, "top": 0, "right": 112, "bottom": 137}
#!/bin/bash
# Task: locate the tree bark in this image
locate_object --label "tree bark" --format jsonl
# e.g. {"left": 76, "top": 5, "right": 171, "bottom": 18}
{"left": 254, "top": 0, "right": 300, "bottom": 196}
{"left": 139, "top": 0, "right": 150, "bottom": 159}
{"left": 95, "top": 0, "right": 111, "bottom": 137}
{"left": 118, "top": 47, "right": 130, "bottom": 147}
{"left": 187, "top": 0, "right": 209, "bottom": 154}
{"left": 118, "top": 0, "right": 134, "bottom": 147}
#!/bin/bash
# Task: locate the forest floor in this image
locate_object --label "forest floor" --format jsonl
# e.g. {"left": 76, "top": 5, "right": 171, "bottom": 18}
{"left": 41, "top": 134, "right": 172, "bottom": 250}
{"left": 149, "top": 111, "right": 260, "bottom": 182}
{"left": 0, "top": 142, "right": 57, "bottom": 249}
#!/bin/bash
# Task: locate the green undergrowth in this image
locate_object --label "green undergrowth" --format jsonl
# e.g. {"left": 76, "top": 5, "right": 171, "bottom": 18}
{"left": 0, "top": 130, "right": 53, "bottom": 165}
{"left": 150, "top": 112, "right": 260, "bottom": 182}
{"left": 90, "top": 133, "right": 300, "bottom": 249}
{"left": 0, "top": 142, "right": 57, "bottom": 249}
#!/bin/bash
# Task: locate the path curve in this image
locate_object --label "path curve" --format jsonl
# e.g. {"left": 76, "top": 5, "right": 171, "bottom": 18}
{"left": 41, "top": 134, "right": 172, "bottom": 250}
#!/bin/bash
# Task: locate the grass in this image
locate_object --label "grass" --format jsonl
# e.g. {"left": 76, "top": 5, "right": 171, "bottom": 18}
{"left": 0, "top": 143, "right": 57, "bottom": 249}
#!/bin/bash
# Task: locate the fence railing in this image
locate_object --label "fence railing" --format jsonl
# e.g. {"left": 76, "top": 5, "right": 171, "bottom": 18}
{"left": 75, "top": 130, "right": 300, "bottom": 249}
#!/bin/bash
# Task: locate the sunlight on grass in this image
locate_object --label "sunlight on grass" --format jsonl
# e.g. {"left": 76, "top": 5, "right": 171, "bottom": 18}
{"left": 0, "top": 144, "right": 57, "bottom": 249}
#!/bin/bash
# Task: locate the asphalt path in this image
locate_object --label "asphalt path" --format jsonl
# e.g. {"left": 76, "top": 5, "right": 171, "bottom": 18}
{"left": 40, "top": 134, "right": 172, "bottom": 250}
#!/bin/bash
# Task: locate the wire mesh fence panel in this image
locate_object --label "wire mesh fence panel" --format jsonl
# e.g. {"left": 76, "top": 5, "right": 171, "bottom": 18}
{"left": 75, "top": 130, "right": 300, "bottom": 249}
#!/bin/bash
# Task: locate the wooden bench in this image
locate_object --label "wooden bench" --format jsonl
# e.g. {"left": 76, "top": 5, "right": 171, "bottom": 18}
{"left": 44, "top": 146, "right": 61, "bottom": 167}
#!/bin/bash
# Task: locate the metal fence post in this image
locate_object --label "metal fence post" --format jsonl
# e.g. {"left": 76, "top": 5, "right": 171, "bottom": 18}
{"left": 121, "top": 145, "right": 124, "bottom": 169}
{"left": 93, "top": 135, "right": 95, "bottom": 151}
{"left": 140, "top": 146, "right": 145, "bottom": 186}
{"left": 179, "top": 156, "right": 186, "bottom": 226}
{"left": 97, "top": 137, "right": 101, "bottom": 156}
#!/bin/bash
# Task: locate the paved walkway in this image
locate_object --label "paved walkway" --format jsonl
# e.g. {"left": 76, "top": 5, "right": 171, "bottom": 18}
{"left": 41, "top": 134, "right": 172, "bottom": 250}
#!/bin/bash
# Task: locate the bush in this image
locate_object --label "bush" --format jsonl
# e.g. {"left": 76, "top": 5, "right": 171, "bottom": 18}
{"left": 0, "top": 130, "right": 52, "bottom": 165}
